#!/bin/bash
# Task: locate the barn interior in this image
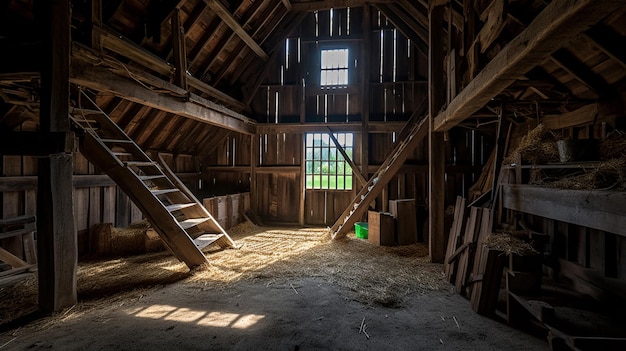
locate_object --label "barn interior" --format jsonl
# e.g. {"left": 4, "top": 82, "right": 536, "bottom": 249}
{"left": 1, "top": 0, "right": 626, "bottom": 349}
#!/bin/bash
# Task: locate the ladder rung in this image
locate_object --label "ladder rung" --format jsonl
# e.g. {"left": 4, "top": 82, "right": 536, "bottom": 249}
{"left": 165, "top": 203, "right": 197, "bottom": 212}
{"left": 138, "top": 175, "right": 167, "bottom": 181}
{"left": 179, "top": 217, "right": 211, "bottom": 230}
{"left": 193, "top": 233, "right": 224, "bottom": 250}
{"left": 125, "top": 161, "right": 157, "bottom": 167}
{"left": 100, "top": 138, "right": 133, "bottom": 144}
{"left": 71, "top": 108, "right": 105, "bottom": 115}
{"left": 151, "top": 189, "right": 180, "bottom": 196}
{"left": 113, "top": 152, "right": 133, "bottom": 157}
{"left": 72, "top": 118, "right": 98, "bottom": 124}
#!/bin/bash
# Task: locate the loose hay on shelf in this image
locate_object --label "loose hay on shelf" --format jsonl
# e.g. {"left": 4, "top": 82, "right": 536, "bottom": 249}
{"left": 485, "top": 232, "right": 539, "bottom": 256}
{"left": 504, "top": 124, "right": 560, "bottom": 165}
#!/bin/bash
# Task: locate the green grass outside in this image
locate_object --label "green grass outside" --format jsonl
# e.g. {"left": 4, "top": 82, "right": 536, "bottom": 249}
{"left": 306, "top": 175, "right": 353, "bottom": 190}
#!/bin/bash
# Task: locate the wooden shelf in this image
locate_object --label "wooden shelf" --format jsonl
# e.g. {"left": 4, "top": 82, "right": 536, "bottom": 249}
{"left": 503, "top": 161, "right": 602, "bottom": 170}
{"left": 502, "top": 184, "right": 626, "bottom": 237}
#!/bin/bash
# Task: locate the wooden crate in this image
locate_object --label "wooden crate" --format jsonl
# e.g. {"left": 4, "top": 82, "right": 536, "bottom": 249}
{"left": 368, "top": 211, "right": 395, "bottom": 246}
{"left": 389, "top": 199, "right": 417, "bottom": 245}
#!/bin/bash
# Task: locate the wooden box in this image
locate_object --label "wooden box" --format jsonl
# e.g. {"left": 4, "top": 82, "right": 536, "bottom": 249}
{"left": 389, "top": 199, "right": 417, "bottom": 245}
{"left": 368, "top": 211, "right": 395, "bottom": 246}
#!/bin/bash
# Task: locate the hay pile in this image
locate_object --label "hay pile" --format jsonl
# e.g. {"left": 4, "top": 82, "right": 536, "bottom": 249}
{"left": 600, "top": 131, "right": 626, "bottom": 160}
{"left": 531, "top": 156, "right": 626, "bottom": 190}
{"left": 1, "top": 223, "right": 445, "bottom": 326}
{"left": 505, "top": 124, "right": 560, "bottom": 165}
{"left": 485, "top": 233, "right": 539, "bottom": 256}
{"left": 193, "top": 223, "right": 445, "bottom": 307}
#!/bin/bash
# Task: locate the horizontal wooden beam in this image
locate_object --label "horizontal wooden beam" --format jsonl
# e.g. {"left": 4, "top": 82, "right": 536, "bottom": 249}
{"left": 254, "top": 166, "right": 301, "bottom": 173}
{"left": 542, "top": 103, "right": 598, "bottom": 129}
{"left": 204, "top": 0, "right": 268, "bottom": 60}
{"left": 0, "top": 173, "right": 197, "bottom": 192}
{"left": 256, "top": 121, "right": 404, "bottom": 134}
{"left": 83, "top": 34, "right": 248, "bottom": 111}
{"left": 0, "top": 131, "right": 75, "bottom": 155}
{"left": 70, "top": 59, "right": 256, "bottom": 134}
{"left": 292, "top": 0, "right": 393, "bottom": 11}
{"left": 502, "top": 184, "right": 626, "bottom": 237}
{"left": 433, "top": 0, "right": 626, "bottom": 131}
{"left": 206, "top": 166, "right": 252, "bottom": 172}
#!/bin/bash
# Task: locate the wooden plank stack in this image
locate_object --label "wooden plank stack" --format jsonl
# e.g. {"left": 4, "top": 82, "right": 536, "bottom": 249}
{"left": 444, "top": 196, "right": 466, "bottom": 283}
{"left": 444, "top": 198, "right": 510, "bottom": 316}
{"left": 0, "top": 215, "right": 37, "bottom": 288}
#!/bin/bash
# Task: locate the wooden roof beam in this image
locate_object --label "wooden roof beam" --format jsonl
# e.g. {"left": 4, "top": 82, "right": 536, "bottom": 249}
{"left": 376, "top": 4, "right": 428, "bottom": 55}
{"left": 292, "top": 0, "right": 393, "bottom": 12}
{"left": 281, "top": 0, "right": 292, "bottom": 11}
{"left": 550, "top": 48, "right": 614, "bottom": 97}
{"left": 70, "top": 59, "right": 256, "bottom": 134}
{"left": 583, "top": 26, "right": 626, "bottom": 70}
{"left": 203, "top": 0, "right": 269, "bottom": 61}
{"left": 433, "top": 0, "right": 626, "bottom": 132}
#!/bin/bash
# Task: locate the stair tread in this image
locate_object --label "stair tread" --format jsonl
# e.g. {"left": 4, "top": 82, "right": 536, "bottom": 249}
{"left": 100, "top": 138, "right": 133, "bottom": 144}
{"left": 179, "top": 217, "right": 211, "bottom": 230}
{"left": 139, "top": 175, "right": 166, "bottom": 180}
{"left": 151, "top": 188, "right": 180, "bottom": 195}
{"left": 125, "top": 161, "right": 157, "bottom": 167}
{"left": 71, "top": 108, "right": 105, "bottom": 115}
{"left": 113, "top": 152, "right": 132, "bottom": 156}
{"left": 193, "top": 233, "right": 225, "bottom": 250}
{"left": 165, "top": 203, "right": 197, "bottom": 212}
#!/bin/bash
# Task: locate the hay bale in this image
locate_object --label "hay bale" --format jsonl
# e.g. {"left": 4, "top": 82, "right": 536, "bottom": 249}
{"left": 110, "top": 220, "right": 152, "bottom": 256}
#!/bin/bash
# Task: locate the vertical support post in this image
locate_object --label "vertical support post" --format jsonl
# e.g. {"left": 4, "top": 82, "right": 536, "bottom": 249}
{"left": 360, "top": 5, "right": 371, "bottom": 179}
{"left": 36, "top": 0, "right": 77, "bottom": 312}
{"left": 172, "top": 8, "right": 188, "bottom": 90}
{"left": 428, "top": 2, "right": 446, "bottom": 263}
{"left": 299, "top": 133, "right": 306, "bottom": 225}
{"left": 91, "top": 0, "right": 102, "bottom": 51}
{"left": 250, "top": 134, "right": 257, "bottom": 211}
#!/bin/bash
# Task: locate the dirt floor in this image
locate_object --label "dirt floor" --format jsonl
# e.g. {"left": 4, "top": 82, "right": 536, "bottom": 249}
{"left": 0, "top": 223, "right": 548, "bottom": 350}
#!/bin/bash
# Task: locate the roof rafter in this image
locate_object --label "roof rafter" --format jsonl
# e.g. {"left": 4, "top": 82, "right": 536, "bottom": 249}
{"left": 70, "top": 58, "right": 256, "bottom": 134}
{"left": 375, "top": 4, "right": 428, "bottom": 56}
{"left": 291, "top": 0, "right": 393, "bottom": 12}
{"left": 433, "top": 0, "right": 626, "bottom": 132}
{"left": 203, "top": 0, "right": 269, "bottom": 61}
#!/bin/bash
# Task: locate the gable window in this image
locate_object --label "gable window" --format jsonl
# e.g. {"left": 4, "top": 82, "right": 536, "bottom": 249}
{"left": 320, "top": 48, "right": 349, "bottom": 88}
{"left": 305, "top": 133, "right": 353, "bottom": 190}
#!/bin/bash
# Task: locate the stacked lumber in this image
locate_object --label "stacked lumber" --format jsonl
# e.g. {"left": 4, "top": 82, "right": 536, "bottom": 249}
{"left": 444, "top": 201, "right": 510, "bottom": 315}
{"left": 445, "top": 199, "right": 492, "bottom": 297}
{"left": 468, "top": 149, "right": 496, "bottom": 202}
{"left": 444, "top": 197, "right": 466, "bottom": 282}
{"left": 0, "top": 215, "right": 37, "bottom": 288}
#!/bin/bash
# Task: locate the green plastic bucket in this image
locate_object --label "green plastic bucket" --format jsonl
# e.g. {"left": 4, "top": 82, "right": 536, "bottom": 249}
{"left": 355, "top": 222, "right": 368, "bottom": 239}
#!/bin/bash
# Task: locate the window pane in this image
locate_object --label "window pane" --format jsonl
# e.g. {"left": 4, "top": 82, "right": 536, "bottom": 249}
{"left": 305, "top": 132, "right": 353, "bottom": 190}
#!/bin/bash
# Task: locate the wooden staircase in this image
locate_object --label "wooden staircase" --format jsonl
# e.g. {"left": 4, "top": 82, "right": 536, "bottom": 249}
{"left": 70, "top": 91, "right": 237, "bottom": 269}
{"left": 330, "top": 107, "right": 429, "bottom": 239}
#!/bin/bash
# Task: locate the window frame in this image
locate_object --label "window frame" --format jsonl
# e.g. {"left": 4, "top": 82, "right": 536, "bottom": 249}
{"left": 320, "top": 48, "right": 349, "bottom": 89}
{"left": 305, "top": 132, "right": 354, "bottom": 191}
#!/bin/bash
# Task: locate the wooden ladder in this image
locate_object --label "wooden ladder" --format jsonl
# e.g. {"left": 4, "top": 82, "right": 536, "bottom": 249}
{"left": 70, "top": 91, "right": 237, "bottom": 269}
{"left": 330, "top": 104, "right": 429, "bottom": 239}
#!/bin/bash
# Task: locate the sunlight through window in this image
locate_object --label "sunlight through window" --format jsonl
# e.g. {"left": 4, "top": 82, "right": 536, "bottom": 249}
{"left": 131, "top": 306, "right": 265, "bottom": 329}
{"left": 320, "top": 49, "right": 349, "bottom": 88}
